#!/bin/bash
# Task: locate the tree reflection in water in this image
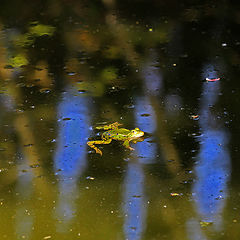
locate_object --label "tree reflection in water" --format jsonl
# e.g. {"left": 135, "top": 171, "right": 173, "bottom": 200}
{"left": 54, "top": 86, "right": 90, "bottom": 232}
{"left": 190, "top": 63, "right": 231, "bottom": 238}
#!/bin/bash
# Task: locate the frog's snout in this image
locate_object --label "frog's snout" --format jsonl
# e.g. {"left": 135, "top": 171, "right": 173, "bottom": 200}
{"left": 133, "top": 128, "right": 144, "bottom": 138}
{"left": 139, "top": 131, "right": 144, "bottom": 137}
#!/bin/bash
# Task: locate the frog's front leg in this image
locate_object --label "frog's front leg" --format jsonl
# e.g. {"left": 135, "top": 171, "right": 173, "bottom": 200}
{"left": 87, "top": 139, "right": 112, "bottom": 155}
{"left": 123, "top": 140, "right": 134, "bottom": 151}
{"left": 132, "top": 137, "right": 144, "bottom": 144}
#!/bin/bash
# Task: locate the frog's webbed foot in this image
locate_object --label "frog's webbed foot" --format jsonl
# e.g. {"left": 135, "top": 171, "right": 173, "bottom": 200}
{"left": 96, "top": 122, "right": 122, "bottom": 130}
{"left": 87, "top": 141, "right": 103, "bottom": 155}
{"left": 94, "top": 148, "right": 103, "bottom": 156}
{"left": 87, "top": 139, "right": 112, "bottom": 155}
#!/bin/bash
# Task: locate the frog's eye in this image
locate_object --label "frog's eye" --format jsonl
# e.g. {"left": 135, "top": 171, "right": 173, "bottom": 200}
{"left": 135, "top": 128, "right": 139, "bottom": 131}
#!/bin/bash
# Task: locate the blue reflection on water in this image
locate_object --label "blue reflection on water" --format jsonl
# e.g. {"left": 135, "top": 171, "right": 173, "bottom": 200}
{"left": 123, "top": 96, "right": 156, "bottom": 240}
{"left": 191, "top": 64, "right": 231, "bottom": 234}
{"left": 194, "top": 129, "right": 230, "bottom": 224}
{"left": 123, "top": 54, "right": 160, "bottom": 240}
{"left": 123, "top": 162, "right": 146, "bottom": 240}
{"left": 53, "top": 86, "right": 90, "bottom": 231}
{"left": 134, "top": 53, "right": 160, "bottom": 163}
{"left": 123, "top": 95, "right": 158, "bottom": 239}
{"left": 54, "top": 90, "right": 89, "bottom": 178}
{"left": 134, "top": 96, "right": 157, "bottom": 164}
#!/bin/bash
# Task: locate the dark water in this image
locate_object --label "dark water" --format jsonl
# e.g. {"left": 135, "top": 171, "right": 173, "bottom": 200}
{"left": 0, "top": 1, "right": 240, "bottom": 239}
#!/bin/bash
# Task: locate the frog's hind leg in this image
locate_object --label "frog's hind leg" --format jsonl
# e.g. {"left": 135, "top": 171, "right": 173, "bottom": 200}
{"left": 87, "top": 139, "right": 112, "bottom": 156}
{"left": 96, "top": 122, "right": 122, "bottom": 130}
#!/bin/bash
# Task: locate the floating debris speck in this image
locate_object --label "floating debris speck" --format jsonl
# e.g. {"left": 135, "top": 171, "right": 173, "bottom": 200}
{"left": 200, "top": 221, "right": 213, "bottom": 227}
{"left": 206, "top": 78, "right": 220, "bottom": 82}
{"left": 86, "top": 176, "right": 95, "bottom": 180}
{"left": 170, "top": 193, "right": 180, "bottom": 197}
{"left": 190, "top": 115, "right": 199, "bottom": 120}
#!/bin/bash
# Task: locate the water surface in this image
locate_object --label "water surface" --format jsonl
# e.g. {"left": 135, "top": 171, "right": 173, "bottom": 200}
{"left": 0, "top": 1, "right": 240, "bottom": 239}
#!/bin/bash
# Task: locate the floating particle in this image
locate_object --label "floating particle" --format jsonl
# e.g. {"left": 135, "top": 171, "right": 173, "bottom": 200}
{"left": 78, "top": 89, "right": 86, "bottom": 93}
{"left": 141, "top": 113, "right": 151, "bottom": 117}
{"left": 123, "top": 104, "right": 135, "bottom": 109}
{"left": 170, "top": 193, "right": 180, "bottom": 197}
{"left": 43, "top": 236, "right": 51, "bottom": 240}
{"left": 86, "top": 176, "right": 95, "bottom": 180}
{"left": 39, "top": 88, "right": 51, "bottom": 93}
{"left": 190, "top": 115, "right": 199, "bottom": 120}
{"left": 62, "top": 118, "right": 72, "bottom": 121}
{"left": 206, "top": 78, "right": 220, "bottom": 82}
{"left": 30, "top": 164, "right": 41, "bottom": 168}
{"left": 24, "top": 144, "right": 33, "bottom": 147}
{"left": 67, "top": 72, "right": 76, "bottom": 76}
{"left": 200, "top": 221, "right": 213, "bottom": 227}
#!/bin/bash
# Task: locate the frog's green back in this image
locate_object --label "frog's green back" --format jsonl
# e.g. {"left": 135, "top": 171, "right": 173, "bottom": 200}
{"left": 102, "top": 128, "right": 130, "bottom": 141}
{"left": 115, "top": 128, "right": 131, "bottom": 135}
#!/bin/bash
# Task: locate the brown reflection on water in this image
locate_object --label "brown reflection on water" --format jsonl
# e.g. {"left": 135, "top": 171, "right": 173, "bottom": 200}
{"left": 14, "top": 113, "right": 48, "bottom": 191}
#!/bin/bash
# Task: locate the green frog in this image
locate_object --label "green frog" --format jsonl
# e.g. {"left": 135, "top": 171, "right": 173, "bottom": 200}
{"left": 87, "top": 122, "right": 144, "bottom": 155}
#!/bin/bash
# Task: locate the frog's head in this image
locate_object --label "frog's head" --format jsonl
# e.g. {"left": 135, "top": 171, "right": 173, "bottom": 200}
{"left": 129, "top": 128, "right": 144, "bottom": 139}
